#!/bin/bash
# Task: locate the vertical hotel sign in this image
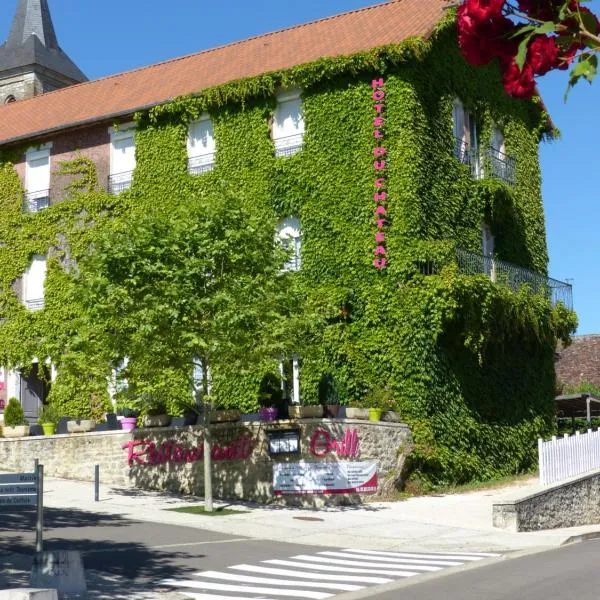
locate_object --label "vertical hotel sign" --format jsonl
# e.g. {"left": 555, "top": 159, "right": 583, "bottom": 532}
{"left": 372, "top": 78, "right": 387, "bottom": 269}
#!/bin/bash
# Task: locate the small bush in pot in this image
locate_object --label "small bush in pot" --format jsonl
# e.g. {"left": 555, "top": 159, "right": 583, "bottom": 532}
{"left": 3, "top": 397, "right": 30, "bottom": 437}
{"left": 38, "top": 404, "right": 59, "bottom": 435}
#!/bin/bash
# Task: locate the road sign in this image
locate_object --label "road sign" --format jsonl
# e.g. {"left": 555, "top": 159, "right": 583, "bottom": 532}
{"left": 0, "top": 485, "right": 38, "bottom": 494}
{"left": 0, "top": 472, "right": 36, "bottom": 484}
{"left": 0, "top": 494, "right": 37, "bottom": 506}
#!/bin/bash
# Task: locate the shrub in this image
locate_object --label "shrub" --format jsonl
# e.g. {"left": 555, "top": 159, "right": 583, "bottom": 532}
{"left": 37, "top": 404, "right": 59, "bottom": 425}
{"left": 4, "top": 398, "right": 26, "bottom": 427}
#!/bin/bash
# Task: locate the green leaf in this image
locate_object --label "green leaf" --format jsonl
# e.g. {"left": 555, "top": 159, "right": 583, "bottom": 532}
{"left": 533, "top": 22, "right": 556, "bottom": 35}
{"left": 515, "top": 36, "right": 531, "bottom": 70}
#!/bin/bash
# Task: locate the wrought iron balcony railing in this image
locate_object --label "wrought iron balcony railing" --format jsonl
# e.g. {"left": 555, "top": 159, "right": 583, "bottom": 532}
{"left": 188, "top": 153, "right": 215, "bottom": 175}
{"left": 23, "top": 190, "right": 50, "bottom": 213}
{"left": 107, "top": 170, "right": 134, "bottom": 194}
{"left": 454, "top": 138, "right": 517, "bottom": 185}
{"left": 274, "top": 133, "right": 304, "bottom": 158}
{"left": 487, "top": 147, "right": 517, "bottom": 186}
{"left": 455, "top": 248, "right": 572, "bottom": 309}
{"left": 25, "top": 298, "right": 45, "bottom": 311}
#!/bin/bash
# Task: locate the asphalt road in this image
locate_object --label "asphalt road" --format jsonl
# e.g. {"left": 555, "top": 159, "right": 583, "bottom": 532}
{"left": 353, "top": 538, "right": 600, "bottom": 600}
{"left": 0, "top": 504, "right": 336, "bottom": 595}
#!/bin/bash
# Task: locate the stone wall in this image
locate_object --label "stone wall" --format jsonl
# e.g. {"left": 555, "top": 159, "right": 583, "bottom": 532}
{"left": 493, "top": 470, "right": 600, "bottom": 531}
{"left": 0, "top": 418, "right": 412, "bottom": 505}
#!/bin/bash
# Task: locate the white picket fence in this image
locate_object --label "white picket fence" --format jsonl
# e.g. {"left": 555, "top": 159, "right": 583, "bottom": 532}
{"left": 538, "top": 429, "right": 600, "bottom": 486}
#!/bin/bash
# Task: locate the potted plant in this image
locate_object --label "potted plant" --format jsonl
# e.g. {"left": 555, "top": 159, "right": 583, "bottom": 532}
{"left": 67, "top": 416, "right": 97, "bottom": 433}
{"left": 258, "top": 373, "right": 281, "bottom": 422}
{"left": 345, "top": 399, "right": 370, "bottom": 420}
{"left": 119, "top": 407, "right": 138, "bottom": 432}
{"left": 3, "top": 398, "right": 30, "bottom": 437}
{"left": 140, "top": 398, "right": 171, "bottom": 428}
{"left": 288, "top": 404, "right": 324, "bottom": 419}
{"left": 318, "top": 373, "right": 341, "bottom": 418}
{"left": 365, "top": 385, "right": 395, "bottom": 422}
{"left": 38, "top": 404, "right": 59, "bottom": 435}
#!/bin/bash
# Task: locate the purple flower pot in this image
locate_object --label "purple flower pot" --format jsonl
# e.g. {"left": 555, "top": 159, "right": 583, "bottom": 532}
{"left": 121, "top": 417, "right": 137, "bottom": 432}
{"left": 259, "top": 407, "right": 278, "bottom": 422}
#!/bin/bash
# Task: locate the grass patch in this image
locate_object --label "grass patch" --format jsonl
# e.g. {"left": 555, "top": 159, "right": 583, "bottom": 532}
{"left": 166, "top": 505, "right": 248, "bottom": 516}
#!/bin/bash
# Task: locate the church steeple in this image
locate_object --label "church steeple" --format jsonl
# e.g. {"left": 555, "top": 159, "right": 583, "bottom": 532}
{"left": 0, "top": 0, "right": 87, "bottom": 103}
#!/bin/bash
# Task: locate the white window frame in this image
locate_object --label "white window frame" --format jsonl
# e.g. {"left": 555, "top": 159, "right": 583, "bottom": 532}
{"left": 23, "top": 255, "right": 47, "bottom": 311}
{"left": 108, "top": 123, "right": 136, "bottom": 194}
{"left": 24, "top": 144, "right": 51, "bottom": 213}
{"left": 272, "top": 89, "right": 304, "bottom": 157}
{"left": 452, "top": 99, "right": 480, "bottom": 177}
{"left": 277, "top": 216, "right": 302, "bottom": 272}
{"left": 187, "top": 114, "right": 216, "bottom": 175}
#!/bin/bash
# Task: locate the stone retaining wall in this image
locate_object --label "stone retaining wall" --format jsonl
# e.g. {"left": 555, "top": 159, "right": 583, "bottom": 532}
{"left": 0, "top": 419, "right": 412, "bottom": 505}
{"left": 493, "top": 470, "right": 600, "bottom": 531}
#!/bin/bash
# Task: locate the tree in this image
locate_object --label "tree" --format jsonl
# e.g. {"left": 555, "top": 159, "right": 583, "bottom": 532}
{"left": 71, "top": 187, "right": 296, "bottom": 410}
{"left": 455, "top": 0, "right": 600, "bottom": 98}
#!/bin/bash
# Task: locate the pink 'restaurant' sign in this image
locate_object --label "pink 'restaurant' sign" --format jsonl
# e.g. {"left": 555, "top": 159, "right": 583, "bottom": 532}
{"left": 372, "top": 77, "right": 387, "bottom": 269}
{"left": 123, "top": 435, "right": 255, "bottom": 466}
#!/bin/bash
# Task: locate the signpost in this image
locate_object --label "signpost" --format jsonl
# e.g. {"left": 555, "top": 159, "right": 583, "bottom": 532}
{"left": 0, "top": 464, "right": 44, "bottom": 551}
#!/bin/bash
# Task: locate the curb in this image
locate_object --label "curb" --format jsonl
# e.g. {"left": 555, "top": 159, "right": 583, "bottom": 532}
{"left": 561, "top": 530, "right": 600, "bottom": 545}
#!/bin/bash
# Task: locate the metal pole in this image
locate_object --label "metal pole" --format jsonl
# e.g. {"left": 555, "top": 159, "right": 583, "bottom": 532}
{"left": 34, "top": 458, "right": 38, "bottom": 473}
{"left": 36, "top": 464, "right": 43, "bottom": 553}
{"left": 587, "top": 396, "right": 592, "bottom": 425}
{"left": 204, "top": 424, "right": 213, "bottom": 513}
{"left": 94, "top": 465, "right": 99, "bottom": 502}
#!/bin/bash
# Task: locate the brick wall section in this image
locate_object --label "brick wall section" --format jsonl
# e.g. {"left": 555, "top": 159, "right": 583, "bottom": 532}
{"left": 13, "top": 124, "right": 111, "bottom": 204}
{"left": 555, "top": 335, "right": 600, "bottom": 390}
{"left": 0, "top": 419, "right": 412, "bottom": 505}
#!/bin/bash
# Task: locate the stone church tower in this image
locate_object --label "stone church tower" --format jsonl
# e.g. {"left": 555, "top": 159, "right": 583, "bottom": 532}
{"left": 0, "top": 0, "right": 87, "bottom": 103}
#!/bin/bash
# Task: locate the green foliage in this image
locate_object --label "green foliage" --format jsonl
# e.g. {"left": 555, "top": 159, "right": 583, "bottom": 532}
{"left": 4, "top": 398, "right": 26, "bottom": 427}
{"left": 0, "top": 20, "right": 575, "bottom": 486}
{"left": 37, "top": 403, "right": 59, "bottom": 425}
{"left": 55, "top": 153, "right": 98, "bottom": 193}
{"left": 563, "top": 380, "right": 600, "bottom": 398}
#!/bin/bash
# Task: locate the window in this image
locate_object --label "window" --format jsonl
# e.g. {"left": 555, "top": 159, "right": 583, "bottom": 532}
{"left": 452, "top": 99, "right": 480, "bottom": 176}
{"left": 187, "top": 115, "right": 216, "bottom": 175}
{"left": 488, "top": 127, "right": 517, "bottom": 185}
{"left": 109, "top": 125, "right": 135, "bottom": 194}
{"left": 24, "top": 146, "right": 51, "bottom": 213}
{"left": 272, "top": 90, "right": 304, "bottom": 157}
{"left": 23, "top": 255, "right": 47, "bottom": 311}
{"left": 481, "top": 223, "right": 494, "bottom": 258}
{"left": 277, "top": 216, "right": 302, "bottom": 271}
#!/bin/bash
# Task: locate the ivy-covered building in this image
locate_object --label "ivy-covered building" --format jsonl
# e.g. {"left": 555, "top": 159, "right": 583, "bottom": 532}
{"left": 0, "top": 0, "right": 576, "bottom": 485}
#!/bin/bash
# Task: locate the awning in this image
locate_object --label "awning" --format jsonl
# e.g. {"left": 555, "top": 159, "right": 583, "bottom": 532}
{"left": 555, "top": 393, "right": 600, "bottom": 422}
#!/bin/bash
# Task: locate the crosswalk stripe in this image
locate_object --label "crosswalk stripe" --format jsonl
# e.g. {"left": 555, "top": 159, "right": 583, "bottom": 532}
{"left": 195, "top": 570, "right": 363, "bottom": 592}
{"left": 341, "top": 549, "right": 500, "bottom": 561}
{"left": 180, "top": 594, "right": 278, "bottom": 600}
{"left": 161, "top": 578, "right": 333, "bottom": 599}
{"left": 317, "top": 551, "right": 464, "bottom": 566}
{"left": 292, "top": 554, "right": 463, "bottom": 568}
{"left": 264, "top": 559, "right": 421, "bottom": 577}
{"left": 231, "top": 564, "right": 393, "bottom": 584}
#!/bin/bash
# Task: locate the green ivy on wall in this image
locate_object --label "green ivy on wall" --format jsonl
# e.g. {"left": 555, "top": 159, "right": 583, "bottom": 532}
{"left": 0, "top": 14, "right": 575, "bottom": 487}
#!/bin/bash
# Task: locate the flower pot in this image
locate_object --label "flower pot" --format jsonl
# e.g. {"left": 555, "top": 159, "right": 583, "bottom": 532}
{"left": 288, "top": 405, "right": 323, "bottom": 419}
{"left": 325, "top": 404, "right": 341, "bottom": 418}
{"left": 140, "top": 414, "right": 171, "bottom": 428}
{"left": 3, "top": 425, "right": 30, "bottom": 438}
{"left": 41, "top": 423, "right": 56, "bottom": 436}
{"left": 381, "top": 410, "right": 401, "bottom": 422}
{"left": 259, "top": 407, "right": 278, "bottom": 422}
{"left": 210, "top": 409, "right": 241, "bottom": 423}
{"left": 345, "top": 407, "right": 370, "bottom": 420}
{"left": 121, "top": 416, "right": 137, "bottom": 432}
{"left": 368, "top": 408, "right": 383, "bottom": 422}
{"left": 67, "top": 419, "right": 96, "bottom": 433}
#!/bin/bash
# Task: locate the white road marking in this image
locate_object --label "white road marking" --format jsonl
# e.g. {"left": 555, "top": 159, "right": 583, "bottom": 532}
{"left": 342, "top": 548, "right": 501, "bottom": 561}
{"left": 161, "top": 578, "right": 332, "bottom": 599}
{"left": 264, "top": 559, "right": 421, "bottom": 577}
{"left": 182, "top": 594, "right": 276, "bottom": 600}
{"left": 294, "top": 553, "right": 463, "bottom": 568}
{"left": 231, "top": 564, "right": 393, "bottom": 584}
{"left": 317, "top": 550, "right": 464, "bottom": 566}
{"left": 196, "top": 570, "right": 362, "bottom": 591}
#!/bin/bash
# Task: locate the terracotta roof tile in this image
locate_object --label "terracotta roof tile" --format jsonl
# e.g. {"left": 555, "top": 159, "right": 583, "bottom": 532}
{"left": 0, "top": 0, "right": 447, "bottom": 146}
{"left": 556, "top": 335, "right": 600, "bottom": 391}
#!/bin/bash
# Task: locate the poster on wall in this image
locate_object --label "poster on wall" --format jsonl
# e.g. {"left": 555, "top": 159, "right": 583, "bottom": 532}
{"left": 273, "top": 461, "right": 378, "bottom": 496}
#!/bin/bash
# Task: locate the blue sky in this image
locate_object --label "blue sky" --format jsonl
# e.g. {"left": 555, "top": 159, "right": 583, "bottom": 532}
{"left": 1, "top": 0, "right": 597, "bottom": 333}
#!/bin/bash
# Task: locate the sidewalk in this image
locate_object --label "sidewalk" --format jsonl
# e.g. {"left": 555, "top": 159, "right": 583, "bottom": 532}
{"left": 34, "top": 475, "right": 600, "bottom": 553}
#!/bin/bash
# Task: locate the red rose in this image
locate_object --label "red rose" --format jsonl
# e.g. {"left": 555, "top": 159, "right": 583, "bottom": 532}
{"left": 528, "top": 35, "right": 560, "bottom": 75}
{"left": 464, "top": 0, "right": 506, "bottom": 21}
{"left": 502, "top": 59, "right": 536, "bottom": 98}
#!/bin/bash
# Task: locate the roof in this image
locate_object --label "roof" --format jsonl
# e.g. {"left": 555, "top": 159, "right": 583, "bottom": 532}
{"left": 555, "top": 394, "right": 600, "bottom": 419}
{"left": 0, "top": 0, "right": 447, "bottom": 146}
{"left": 556, "top": 335, "right": 600, "bottom": 391}
{"left": 0, "top": 0, "right": 87, "bottom": 83}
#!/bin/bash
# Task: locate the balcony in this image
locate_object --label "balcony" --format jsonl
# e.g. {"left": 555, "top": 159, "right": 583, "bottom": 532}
{"left": 487, "top": 147, "right": 517, "bottom": 186}
{"left": 188, "top": 153, "right": 215, "bottom": 175}
{"left": 455, "top": 248, "right": 572, "bottom": 309}
{"left": 274, "top": 133, "right": 304, "bottom": 158}
{"left": 107, "top": 171, "right": 134, "bottom": 195}
{"left": 25, "top": 298, "right": 44, "bottom": 311}
{"left": 23, "top": 190, "right": 50, "bottom": 213}
{"left": 454, "top": 138, "right": 517, "bottom": 185}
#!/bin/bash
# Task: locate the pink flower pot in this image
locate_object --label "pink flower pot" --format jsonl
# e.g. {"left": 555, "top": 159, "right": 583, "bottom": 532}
{"left": 121, "top": 417, "right": 137, "bottom": 432}
{"left": 259, "top": 407, "right": 278, "bottom": 422}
